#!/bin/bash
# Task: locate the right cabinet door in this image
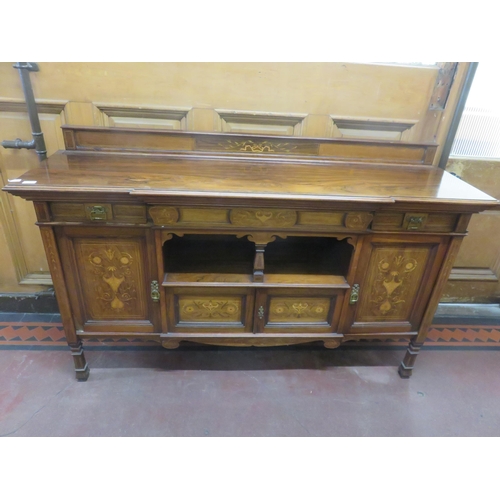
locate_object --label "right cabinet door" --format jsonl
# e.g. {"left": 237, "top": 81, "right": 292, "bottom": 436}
{"left": 347, "top": 235, "right": 449, "bottom": 334}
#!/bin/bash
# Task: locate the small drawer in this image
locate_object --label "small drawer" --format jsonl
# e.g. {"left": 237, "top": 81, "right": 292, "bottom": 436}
{"left": 51, "top": 202, "right": 112, "bottom": 222}
{"left": 372, "top": 212, "right": 458, "bottom": 232}
{"left": 255, "top": 289, "right": 344, "bottom": 334}
{"left": 166, "top": 287, "right": 255, "bottom": 333}
{"left": 50, "top": 203, "right": 146, "bottom": 223}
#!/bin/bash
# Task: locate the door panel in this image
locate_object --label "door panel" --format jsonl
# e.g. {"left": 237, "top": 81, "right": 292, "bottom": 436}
{"left": 356, "top": 246, "right": 430, "bottom": 323}
{"left": 347, "top": 235, "right": 449, "bottom": 334}
{"left": 57, "top": 227, "right": 160, "bottom": 333}
{"left": 74, "top": 240, "right": 148, "bottom": 321}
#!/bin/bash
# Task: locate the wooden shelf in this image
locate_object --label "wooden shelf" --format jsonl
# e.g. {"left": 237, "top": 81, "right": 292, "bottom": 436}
{"left": 263, "top": 274, "right": 349, "bottom": 287}
{"left": 162, "top": 272, "right": 349, "bottom": 288}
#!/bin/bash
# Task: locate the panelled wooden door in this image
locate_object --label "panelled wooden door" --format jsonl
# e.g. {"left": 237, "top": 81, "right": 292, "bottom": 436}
{"left": 0, "top": 62, "right": 483, "bottom": 299}
{"left": 346, "top": 235, "right": 449, "bottom": 334}
{"left": 57, "top": 227, "right": 160, "bottom": 333}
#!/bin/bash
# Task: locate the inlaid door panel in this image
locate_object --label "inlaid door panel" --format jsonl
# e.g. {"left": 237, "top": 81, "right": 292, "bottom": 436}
{"left": 57, "top": 227, "right": 160, "bottom": 333}
{"left": 166, "top": 287, "right": 255, "bottom": 333}
{"left": 346, "top": 235, "right": 449, "bottom": 334}
{"left": 255, "top": 289, "right": 344, "bottom": 333}
{"left": 75, "top": 241, "right": 147, "bottom": 321}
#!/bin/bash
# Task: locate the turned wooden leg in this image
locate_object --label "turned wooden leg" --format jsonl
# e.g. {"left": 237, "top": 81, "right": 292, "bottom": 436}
{"left": 70, "top": 341, "right": 90, "bottom": 381}
{"left": 398, "top": 340, "right": 423, "bottom": 379}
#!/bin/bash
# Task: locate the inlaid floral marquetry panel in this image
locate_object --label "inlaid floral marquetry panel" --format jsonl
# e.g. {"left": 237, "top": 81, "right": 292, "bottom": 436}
{"left": 356, "top": 246, "right": 430, "bottom": 322}
{"left": 75, "top": 240, "right": 148, "bottom": 321}
{"left": 268, "top": 297, "right": 331, "bottom": 324}
{"left": 230, "top": 209, "right": 297, "bottom": 227}
{"left": 178, "top": 296, "right": 243, "bottom": 324}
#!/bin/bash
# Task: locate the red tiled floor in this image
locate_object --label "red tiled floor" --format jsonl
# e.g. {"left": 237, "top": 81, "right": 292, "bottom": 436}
{"left": 2, "top": 321, "right": 500, "bottom": 347}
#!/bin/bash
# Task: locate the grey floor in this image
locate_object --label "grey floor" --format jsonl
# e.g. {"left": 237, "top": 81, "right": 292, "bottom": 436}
{"left": 0, "top": 345, "right": 499, "bottom": 436}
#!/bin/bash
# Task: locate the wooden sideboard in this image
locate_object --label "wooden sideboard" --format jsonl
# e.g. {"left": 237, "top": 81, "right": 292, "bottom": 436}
{"left": 4, "top": 126, "right": 498, "bottom": 380}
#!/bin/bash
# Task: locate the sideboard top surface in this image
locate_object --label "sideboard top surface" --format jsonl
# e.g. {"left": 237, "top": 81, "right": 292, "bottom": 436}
{"left": 4, "top": 150, "right": 498, "bottom": 211}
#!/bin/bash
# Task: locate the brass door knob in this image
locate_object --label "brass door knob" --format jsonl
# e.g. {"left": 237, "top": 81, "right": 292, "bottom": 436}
{"left": 151, "top": 280, "right": 160, "bottom": 302}
{"left": 349, "top": 284, "right": 360, "bottom": 304}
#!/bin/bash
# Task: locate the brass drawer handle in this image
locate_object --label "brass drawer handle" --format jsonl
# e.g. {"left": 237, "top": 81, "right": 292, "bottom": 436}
{"left": 403, "top": 213, "right": 428, "bottom": 231}
{"left": 258, "top": 305, "right": 265, "bottom": 319}
{"left": 87, "top": 205, "right": 107, "bottom": 221}
{"left": 407, "top": 216, "right": 425, "bottom": 230}
{"left": 151, "top": 280, "right": 160, "bottom": 302}
{"left": 349, "top": 284, "right": 360, "bottom": 304}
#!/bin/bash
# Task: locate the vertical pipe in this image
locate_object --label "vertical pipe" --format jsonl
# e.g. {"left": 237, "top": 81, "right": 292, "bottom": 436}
{"left": 14, "top": 62, "right": 47, "bottom": 161}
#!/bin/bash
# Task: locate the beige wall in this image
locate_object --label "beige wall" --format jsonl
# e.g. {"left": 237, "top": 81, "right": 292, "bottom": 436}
{"left": 2, "top": 62, "right": 487, "bottom": 300}
{"left": 442, "top": 158, "right": 500, "bottom": 302}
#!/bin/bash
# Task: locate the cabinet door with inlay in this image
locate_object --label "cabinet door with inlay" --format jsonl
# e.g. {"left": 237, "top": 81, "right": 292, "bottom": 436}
{"left": 57, "top": 227, "right": 160, "bottom": 333}
{"left": 346, "top": 235, "right": 449, "bottom": 334}
{"left": 166, "top": 287, "right": 255, "bottom": 333}
{"left": 255, "top": 289, "right": 344, "bottom": 333}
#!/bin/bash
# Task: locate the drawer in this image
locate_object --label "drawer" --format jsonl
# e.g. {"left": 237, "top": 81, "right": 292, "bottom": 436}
{"left": 372, "top": 212, "right": 458, "bottom": 232}
{"left": 165, "top": 287, "right": 255, "bottom": 333}
{"left": 50, "top": 203, "right": 147, "bottom": 223}
{"left": 255, "top": 289, "right": 344, "bottom": 333}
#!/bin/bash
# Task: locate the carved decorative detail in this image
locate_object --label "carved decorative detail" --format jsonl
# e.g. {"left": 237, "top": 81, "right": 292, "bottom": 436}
{"left": 345, "top": 212, "right": 373, "bottom": 230}
{"left": 162, "top": 339, "right": 181, "bottom": 349}
{"left": 269, "top": 298, "right": 330, "bottom": 323}
{"left": 178, "top": 298, "right": 242, "bottom": 323}
{"left": 149, "top": 206, "right": 179, "bottom": 225}
{"left": 230, "top": 209, "right": 297, "bottom": 227}
{"left": 323, "top": 339, "right": 342, "bottom": 349}
{"left": 217, "top": 139, "right": 298, "bottom": 153}
{"left": 239, "top": 232, "right": 287, "bottom": 245}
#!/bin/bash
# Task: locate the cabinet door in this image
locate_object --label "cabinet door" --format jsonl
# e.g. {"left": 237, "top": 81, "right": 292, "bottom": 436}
{"left": 255, "top": 289, "right": 344, "bottom": 333}
{"left": 165, "top": 287, "right": 255, "bottom": 333}
{"left": 346, "top": 235, "right": 448, "bottom": 334}
{"left": 57, "top": 227, "right": 160, "bottom": 333}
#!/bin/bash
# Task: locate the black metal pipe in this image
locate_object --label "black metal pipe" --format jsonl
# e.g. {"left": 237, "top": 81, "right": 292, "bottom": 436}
{"left": 1, "top": 62, "right": 47, "bottom": 161}
{"left": 438, "top": 62, "right": 479, "bottom": 169}
{"left": 2, "top": 139, "right": 35, "bottom": 149}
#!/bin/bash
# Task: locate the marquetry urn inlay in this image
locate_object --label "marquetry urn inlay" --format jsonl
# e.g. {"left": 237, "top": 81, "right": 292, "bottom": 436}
{"left": 88, "top": 247, "right": 136, "bottom": 310}
{"left": 356, "top": 246, "right": 430, "bottom": 322}
{"left": 375, "top": 255, "right": 418, "bottom": 314}
{"left": 76, "top": 240, "right": 147, "bottom": 320}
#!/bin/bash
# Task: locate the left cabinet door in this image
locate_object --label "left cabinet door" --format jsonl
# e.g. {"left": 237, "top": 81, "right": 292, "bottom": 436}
{"left": 57, "top": 227, "right": 160, "bottom": 333}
